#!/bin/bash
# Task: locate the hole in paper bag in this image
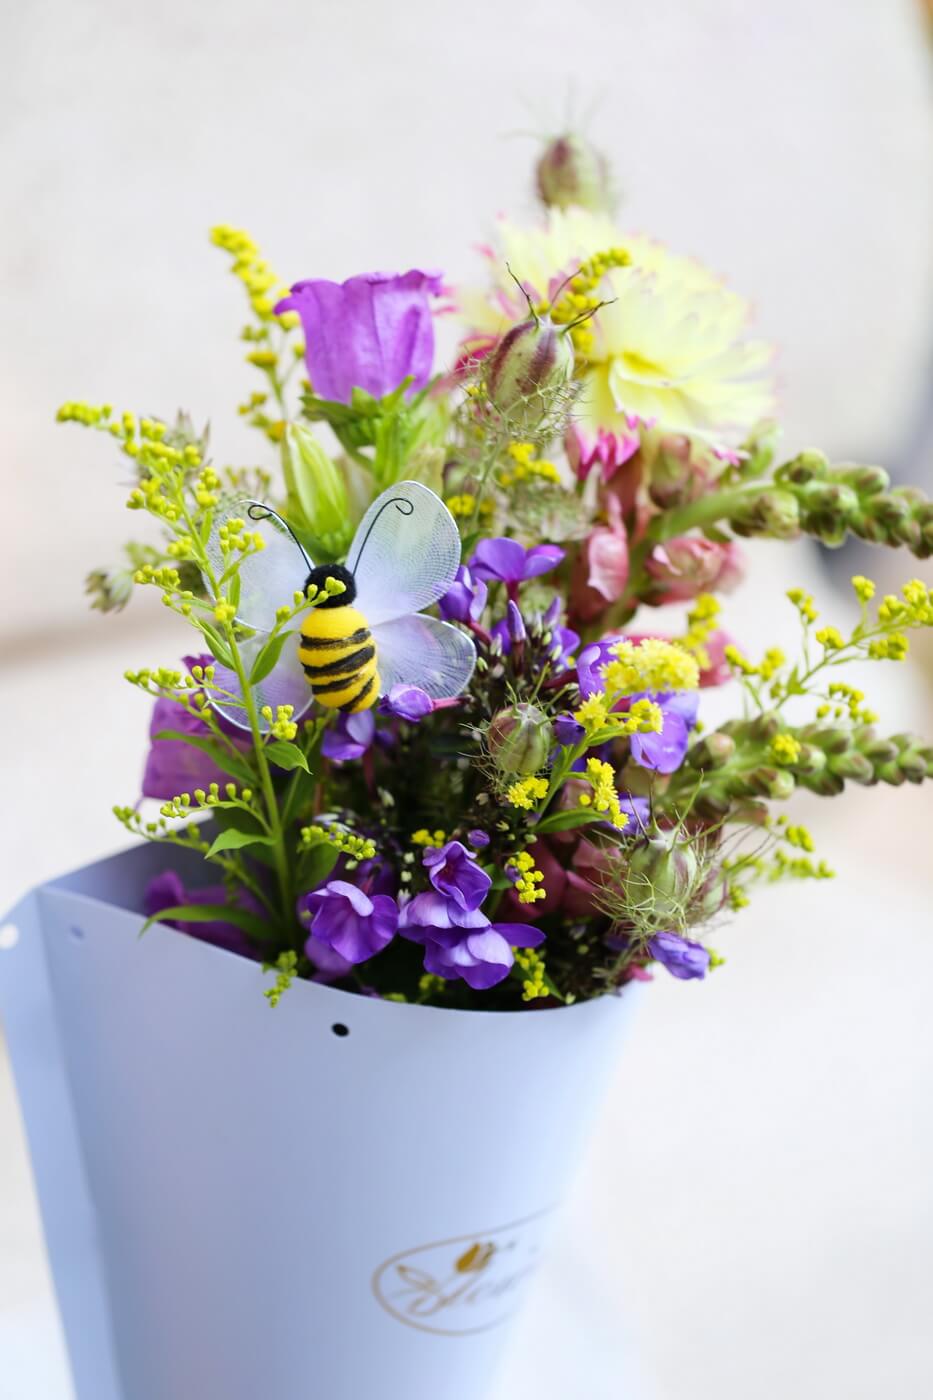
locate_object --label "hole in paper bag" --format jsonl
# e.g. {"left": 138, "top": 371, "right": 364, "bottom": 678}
{"left": 69, "top": 925, "right": 86, "bottom": 942}
{"left": 0, "top": 924, "right": 19, "bottom": 951}
{"left": 331, "top": 1023, "right": 350, "bottom": 1037}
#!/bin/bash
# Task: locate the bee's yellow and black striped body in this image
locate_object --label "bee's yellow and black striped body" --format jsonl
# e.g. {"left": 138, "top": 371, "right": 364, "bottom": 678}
{"left": 298, "top": 604, "right": 380, "bottom": 713}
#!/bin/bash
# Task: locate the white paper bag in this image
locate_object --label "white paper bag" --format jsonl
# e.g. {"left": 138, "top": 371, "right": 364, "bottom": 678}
{"left": 0, "top": 842, "right": 640, "bottom": 1400}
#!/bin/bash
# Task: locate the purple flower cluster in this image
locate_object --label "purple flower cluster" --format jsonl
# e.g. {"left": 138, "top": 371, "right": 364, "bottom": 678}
{"left": 400, "top": 841, "right": 543, "bottom": 990}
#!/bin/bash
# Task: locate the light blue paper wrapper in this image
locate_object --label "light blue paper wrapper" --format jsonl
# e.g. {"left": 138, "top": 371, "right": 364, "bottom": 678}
{"left": 0, "top": 842, "right": 640, "bottom": 1400}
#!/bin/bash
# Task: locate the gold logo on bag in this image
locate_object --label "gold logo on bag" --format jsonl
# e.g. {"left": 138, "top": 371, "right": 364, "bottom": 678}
{"left": 371, "top": 1210, "right": 552, "bottom": 1336}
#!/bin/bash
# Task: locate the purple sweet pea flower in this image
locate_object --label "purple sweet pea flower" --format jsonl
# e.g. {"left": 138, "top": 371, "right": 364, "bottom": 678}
{"left": 299, "top": 880, "right": 398, "bottom": 965}
{"left": 275, "top": 270, "right": 443, "bottom": 404}
{"left": 469, "top": 537, "right": 565, "bottom": 587}
{"left": 438, "top": 565, "right": 487, "bottom": 624}
{"left": 467, "top": 829, "right": 490, "bottom": 849}
{"left": 629, "top": 691, "right": 700, "bottom": 775}
{"left": 322, "top": 710, "right": 376, "bottom": 763}
{"left": 379, "top": 684, "right": 433, "bottom": 722}
{"left": 648, "top": 930, "right": 710, "bottom": 980}
{"left": 422, "top": 840, "right": 491, "bottom": 912}
{"left": 144, "top": 871, "right": 259, "bottom": 960}
{"left": 554, "top": 714, "right": 585, "bottom": 747}
{"left": 399, "top": 890, "right": 544, "bottom": 991}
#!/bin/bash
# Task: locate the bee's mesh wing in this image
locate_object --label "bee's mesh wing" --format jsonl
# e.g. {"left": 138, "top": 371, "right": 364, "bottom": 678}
{"left": 349, "top": 481, "right": 461, "bottom": 628}
{"left": 208, "top": 630, "right": 313, "bottom": 733}
{"left": 204, "top": 501, "right": 310, "bottom": 630}
{"left": 372, "top": 614, "right": 476, "bottom": 700}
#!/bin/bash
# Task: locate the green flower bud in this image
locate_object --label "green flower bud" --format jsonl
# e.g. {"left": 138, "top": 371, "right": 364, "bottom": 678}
{"left": 792, "top": 743, "right": 827, "bottom": 776}
{"left": 687, "top": 731, "right": 736, "bottom": 769}
{"left": 827, "top": 750, "right": 875, "bottom": 784}
{"left": 776, "top": 448, "right": 829, "bottom": 486}
{"left": 730, "top": 489, "right": 800, "bottom": 540}
{"left": 805, "top": 724, "right": 851, "bottom": 755}
{"left": 739, "top": 419, "right": 780, "bottom": 479}
{"left": 834, "top": 463, "right": 889, "bottom": 497}
{"left": 648, "top": 434, "right": 706, "bottom": 509}
{"left": 625, "top": 835, "right": 699, "bottom": 925}
{"left": 282, "top": 423, "right": 352, "bottom": 555}
{"left": 535, "top": 133, "right": 612, "bottom": 213}
{"left": 799, "top": 480, "right": 859, "bottom": 519}
{"left": 486, "top": 316, "right": 575, "bottom": 430}
{"left": 487, "top": 704, "right": 553, "bottom": 776}
{"left": 893, "top": 734, "right": 933, "bottom": 783}
{"left": 797, "top": 769, "right": 845, "bottom": 797}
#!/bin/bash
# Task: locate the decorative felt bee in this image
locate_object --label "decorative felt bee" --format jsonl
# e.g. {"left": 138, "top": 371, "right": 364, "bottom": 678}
{"left": 203, "top": 480, "right": 476, "bottom": 730}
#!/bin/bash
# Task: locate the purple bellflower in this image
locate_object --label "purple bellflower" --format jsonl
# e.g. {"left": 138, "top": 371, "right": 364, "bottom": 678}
{"left": 275, "top": 270, "right": 443, "bottom": 403}
{"left": 648, "top": 931, "right": 711, "bottom": 980}
{"left": 299, "top": 881, "right": 399, "bottom": 965}
{"left": 469, "top": 537, "right": 565, "bottom": 587}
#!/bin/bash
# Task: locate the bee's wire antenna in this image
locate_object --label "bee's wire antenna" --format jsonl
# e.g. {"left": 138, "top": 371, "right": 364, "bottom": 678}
{"left": 245, "top": 500, "right": 312, "bottom": 569}
{"left": 346, "top": 495, "right": 414, "bottom": 576}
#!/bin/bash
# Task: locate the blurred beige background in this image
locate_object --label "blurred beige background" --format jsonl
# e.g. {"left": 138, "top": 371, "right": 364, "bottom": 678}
{"left": 1, "top": 1, "right": 932, "bottom": 1397}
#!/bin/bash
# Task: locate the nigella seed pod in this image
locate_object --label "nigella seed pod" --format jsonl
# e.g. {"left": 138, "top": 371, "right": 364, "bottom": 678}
{"left": 535, "top": 133, "right": 612, "bottom": 213}
{"left": 487, "top": 704, "right": 553, "bottom": 776}
{"left": 486, "top": 316, "right": 574, "bottom": 431}
{"left": 625, "top": 835, "right": 699, "bottom": 925}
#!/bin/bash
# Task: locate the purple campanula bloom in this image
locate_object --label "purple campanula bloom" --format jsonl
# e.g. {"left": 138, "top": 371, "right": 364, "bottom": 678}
{"left": 398, "top": 890, "right": 544, "bottom": 991}
{"left": 299, "top": 880, "right": 398, "bottom": 965}
{"left": 422, "top": 840, "right": 491, "bottom": 912}
{"left": 467, "top": 828, "right": 490, "bottom": 849}
{"left": 647, "top": 930, "right": 710, "bottom": 980}
{"left": 438, "top": 565, "right": 487, "bottom": 624}
{"left": 322, "top": 710, "right": 376, "bottom": 763}
{"left": 469, "top": 537, "right": 565, "bottom": 586}
{"left": 378, "top": 684, "right": 433, "bottom": 722}
{"left": 144, "top": 871, "right": 259, "bottom": 960}
{"left": 275, "top": 270, "right": 444, "bottom": 404}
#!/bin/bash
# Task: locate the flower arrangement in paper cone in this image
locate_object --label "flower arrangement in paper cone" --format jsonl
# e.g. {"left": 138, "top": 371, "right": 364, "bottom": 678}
{"left": 60, "top": 131, "right": 933, "bottom": 1010}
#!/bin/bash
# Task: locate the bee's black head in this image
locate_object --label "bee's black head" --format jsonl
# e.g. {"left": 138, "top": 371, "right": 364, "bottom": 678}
{"left": 304, "top": 562, "right": 357, "bottom": 609}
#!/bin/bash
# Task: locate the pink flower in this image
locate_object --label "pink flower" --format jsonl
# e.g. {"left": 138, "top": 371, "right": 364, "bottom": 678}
{"left": 566, "top": 423, "right": 640, "bottom": 483}
{"left": 644, "top": 537, "right": 745, "bottom": 603}
{"left": 570, "top": 494, "right": 630, "bottom": 622}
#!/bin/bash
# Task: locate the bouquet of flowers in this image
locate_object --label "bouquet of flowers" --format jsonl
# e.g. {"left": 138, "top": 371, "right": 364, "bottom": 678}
{"left": 57, "top": 134, "right": 933, "bottom": 1012}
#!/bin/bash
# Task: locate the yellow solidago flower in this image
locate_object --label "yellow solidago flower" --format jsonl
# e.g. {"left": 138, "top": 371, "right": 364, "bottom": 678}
{"left": 770, "top": 733, "right": 802, "bottom": 766}
{"left": 461, "top": 208, "right": 774, "bottom": 452}
{"left": 583, "top": 758, "right": 628, "bottom": 830}
{"left": 603, "top": 638, "right": 700, "bottom": 696}
{"left": 411, "top": 829, "right": 447, "bottom": 848}
{"left": 506, "top": 777, "right": 549, "bottom": 811}
{"left": 509, "top": 850, "right": 547, "bottom": 905}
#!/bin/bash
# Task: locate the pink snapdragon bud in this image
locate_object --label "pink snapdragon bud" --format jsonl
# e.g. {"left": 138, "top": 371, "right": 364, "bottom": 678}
{"left": 569, "top": 494, "right": 629, "bottom": 622}
{"left": 486, "top": 315, "right": 574, "bottom": 430}
{"left": 644, "top": 537, "right": 745, "bottom": 603}
{"left": 536, "top": 133, "right": 613, "bottom": 213}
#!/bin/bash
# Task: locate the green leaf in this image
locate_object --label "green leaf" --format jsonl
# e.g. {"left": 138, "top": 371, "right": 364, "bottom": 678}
{"left": 264, "top": 740, "right": 310, "bottom": 772}
{"left": 198, "top": 620, "right": 234, "bottom": 668}
{"left": 141, "top": 903, "right": 272, "bottom": 942}
{"left": 535, "top": 809, "right": 605, "bottom": 835}
{"left": 153, "top": 730, "right": 254, "bottom": 784}
{"left": 250, "top": 630, "right": 292, "bottom": 685}
{"left": 205, "top": 828, "right": 276, "bottom": 858}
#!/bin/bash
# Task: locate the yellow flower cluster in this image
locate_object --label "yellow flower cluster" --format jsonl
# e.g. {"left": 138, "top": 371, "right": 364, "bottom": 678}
{"left": 851, "top": 575, "right": 876, "bottom": 604}
{"left": 679, "top": 594, "right": 720, "bottom": 670}
{"left": 787, "top": 587, "right": 818, "bottom": 623}
{"left": 506, "top": 776, "right": 549, "bottom": 810}
{"left": 573, "top": 693, "right": 662, "bottom": 740}
{"left": 261, "top": 704, "right": 298, "bottom": 741}
{"left": 514, "top": 946, "right": 550, "bottom": 1002}
{"left": 411, "top": 828, "right": 447, "bottom": 848}
{"left": 769, "top": 734, "right": 802, "bottom": 766}
{"left": 578, "top": 757, "right": 628, "bottom": 829}
{"left": 815, "top": 627, "right": 845, "bottom": 651}
{"left": 509, "top": 849, "right": 546, "bottom": 904}
{"left": 868, "top": 634, "right": 909, "bottom": 661}
{"left": 210, "top": 225, "right": 291, "bottom": 324}
{"left": 549, "top": 246, "right": 632, "bottom": 357}
{"left": 816, "top": 682, "right": 878, "bottom": 725}
{"left": 772, "top": 849, "right": 835, "bottom": 881}
{"left": 498, "top": 442, "right": 561, "bottom": 489}
{"left": 159, "top": 781, "right": 252, "bottom": 820}
{"left": 603, "top": 638, "right": 700, "bottom": 696}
